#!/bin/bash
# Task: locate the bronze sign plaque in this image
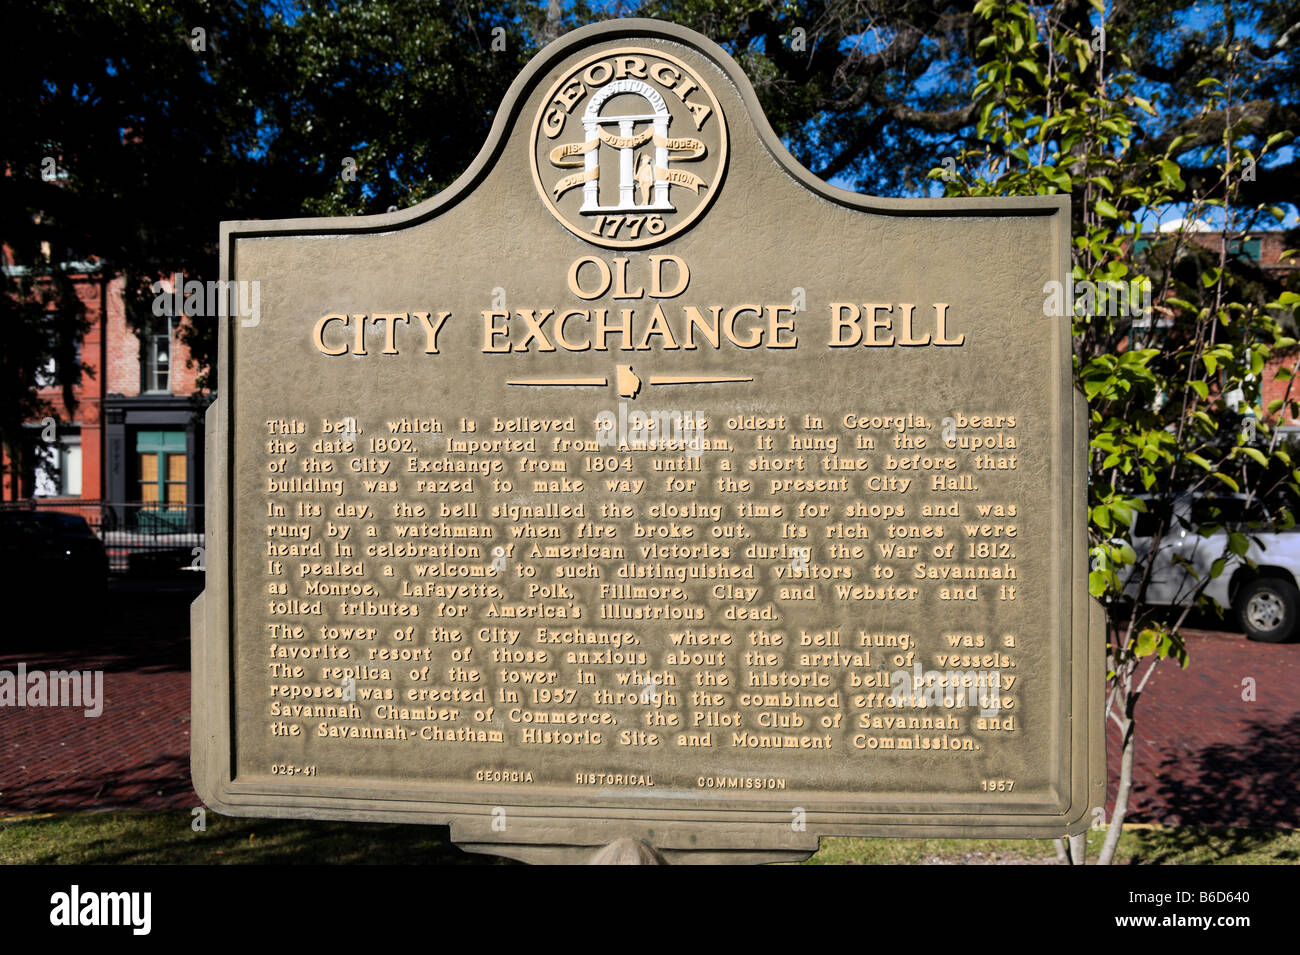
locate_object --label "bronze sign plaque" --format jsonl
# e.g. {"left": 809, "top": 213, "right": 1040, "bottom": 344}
{"left": 193, "top": 19, "right": 1103, "bottom": 864}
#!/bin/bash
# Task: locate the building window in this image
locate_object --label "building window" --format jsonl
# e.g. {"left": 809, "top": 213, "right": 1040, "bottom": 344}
{"left": 32, "top": 431, "right": 82, "bottom": 498}
{"left": 1227, "top": 238, "right": 1262, "bottom": 263}
{"left": 136, "top": 430, "right": 186, "bottom": 509}
{"left": 143, "top": 315, "right": 172, "bottom": 394}
{"left": 35, "top": 311, "right": 82, "bottom": 389}
{"left": 35, "top": 344, "right": 58, "bottom": 388}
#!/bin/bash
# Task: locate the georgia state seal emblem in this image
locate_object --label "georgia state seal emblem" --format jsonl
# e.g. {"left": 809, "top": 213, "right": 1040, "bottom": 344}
{"left": 531, "top": 48, "right": 727, "bottom": 248}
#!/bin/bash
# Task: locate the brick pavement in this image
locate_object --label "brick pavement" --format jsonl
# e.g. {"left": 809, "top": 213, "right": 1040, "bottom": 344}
{"left": 1108, "top": 629, "right": 1300, "bottom": 828}
{"left": 0, "top": 579, "right": 195, "bottom": 814}
{"left": 2, "top": 582, "right": 1297, "bottom": 828}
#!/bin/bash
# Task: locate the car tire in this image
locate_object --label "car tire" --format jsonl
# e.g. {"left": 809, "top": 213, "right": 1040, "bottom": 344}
{"left": 1235, "top": 577, "right": 1299, "bottom": 643}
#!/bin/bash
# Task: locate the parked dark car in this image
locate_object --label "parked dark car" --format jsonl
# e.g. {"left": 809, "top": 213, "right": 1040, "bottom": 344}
{"left": 0, "top": 511, "right": 109, "bottom": 598}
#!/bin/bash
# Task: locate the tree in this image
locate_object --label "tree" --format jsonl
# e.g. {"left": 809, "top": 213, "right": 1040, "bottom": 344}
{"left": 2, "top": 0, "right": 288, "bottom": 411}
{"left": 633, "top": 0, "right": 991, "bottom": 192}
{"left": 2, "top": 0, "right": 548, "bottom": 427}
{"left": 12, "top": 1, "right": 1293, "bottom": 410}
{"left": 630, "top": 0, "right": 1298, "bottom": 211}
{"left": 0, "top": 266, "right": 89, "bottom": 497}
{"left": 936, "top": 0, "right": 1297, "bottom": 864}
{"left": 260, "top": 0, "right": 535, "bottom": 219}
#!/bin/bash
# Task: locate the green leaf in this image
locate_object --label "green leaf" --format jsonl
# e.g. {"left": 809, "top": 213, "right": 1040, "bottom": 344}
{"left": 1157, "top": 159, "right": 1184, "bottom": 189}
{"left": 1212, "top": 472, "right": 1240, "bottom": 492}
{"left": 1092, "top": 504, "right": 1113, "bottom": 531}
{"left": 1239, "top": 446, "right": 1268, "bottom": 467}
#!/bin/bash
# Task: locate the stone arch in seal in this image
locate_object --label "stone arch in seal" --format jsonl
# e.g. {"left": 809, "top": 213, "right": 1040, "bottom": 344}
{"left": 580, "top": 79, "right": 674, "bottom": 213}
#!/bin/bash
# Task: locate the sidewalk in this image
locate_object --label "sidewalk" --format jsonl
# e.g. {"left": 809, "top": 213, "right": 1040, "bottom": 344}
{"left": 1108, "top": 628, "right": 1300, "bottom": 828}
{"left": 0, "top": 579, "right": 194, "bottom": 814}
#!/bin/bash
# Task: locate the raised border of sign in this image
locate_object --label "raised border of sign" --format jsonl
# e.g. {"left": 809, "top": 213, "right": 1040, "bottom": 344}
{"left": 193, "top": 18, "right": 1105, "bottom": 865}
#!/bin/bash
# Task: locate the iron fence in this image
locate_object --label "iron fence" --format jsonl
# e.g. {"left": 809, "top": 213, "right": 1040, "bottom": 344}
{"left": 0, "top": 499, "right": 205, "bottom": 574}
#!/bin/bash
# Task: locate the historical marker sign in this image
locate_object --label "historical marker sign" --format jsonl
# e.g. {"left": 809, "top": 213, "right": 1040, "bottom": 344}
{"left": 193, "top": 20, "right": 1103, "bottom": 864}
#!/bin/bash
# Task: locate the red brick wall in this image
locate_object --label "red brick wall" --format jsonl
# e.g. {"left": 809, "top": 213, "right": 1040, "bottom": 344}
{"left": 1255, "top": 234, "right": 1299, "bottom": 425}
{"left": 1185, "top": 231, "right": 1298, "bottom": 426}
{"left": 1264, "top": 354, "right": 1300, "bottom": 425}
{"left": 170, "top": 316, "right": 202, "bottom": 395}
{"left": 19, "top": 271, "right": 108, "bottom": 500}
{"left": 107, "top": 277, "right": 202, "bottom": 396}
{"left": 103, "top": 273, "right": 139, "bottom": 397}
{"left": 4, "top": 269, "right": 205, "bottom": 501}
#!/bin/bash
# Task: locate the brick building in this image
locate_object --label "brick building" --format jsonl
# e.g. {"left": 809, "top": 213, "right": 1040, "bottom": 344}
{"left": 1134, "top": 226, "right": 1298, "bottom": 427}
{"left": 2, "top": 260, "right": 207, "bottom": 524}
{"left": 1235, "top": 232, "right": 1300, "bottom": 428}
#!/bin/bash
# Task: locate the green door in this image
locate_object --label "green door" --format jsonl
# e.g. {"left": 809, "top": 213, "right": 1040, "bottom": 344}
{"left": 136, "top": 430, "right": 187, "bottom": 530}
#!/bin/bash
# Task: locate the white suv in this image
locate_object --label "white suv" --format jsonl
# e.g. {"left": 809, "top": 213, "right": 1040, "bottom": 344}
{"left": 1124, "top": 493, "right": 1300, "bottom": 643}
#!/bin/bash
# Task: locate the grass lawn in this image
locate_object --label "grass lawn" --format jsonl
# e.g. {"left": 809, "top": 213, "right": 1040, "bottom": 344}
{"left": 1, "top": 811, "right": 1296, "bottom": 864}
